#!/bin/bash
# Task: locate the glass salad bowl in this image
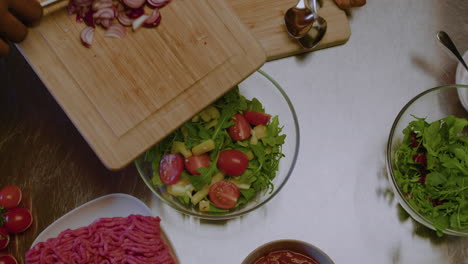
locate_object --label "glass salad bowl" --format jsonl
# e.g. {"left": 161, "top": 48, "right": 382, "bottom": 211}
{"left": 135, "top": 70, "right": 300, "bottom": 220}
{"left": 386, "top": 84, "right": 468, "bottom": 236}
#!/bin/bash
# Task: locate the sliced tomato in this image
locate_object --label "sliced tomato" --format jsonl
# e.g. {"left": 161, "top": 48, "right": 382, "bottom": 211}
{"left": 0, "top": 186, "right": 22, "bottom": 209}
{"left": 184, "top": 154, "right": 210, "bottom": 175}
{"left": 0, "top": 252, "right": 17, "bottom": 264}
{"left": 217, "top": 149, "right": 248, "bottom": 176}
{"left": 243, "top": 110, "right": 271, "bottom": 125}
{"left": 159, "top": 154, "right": 184, "bottom": 185}
{"left": 208, "top": 181, "right": 240, "bottom": 209}
{"left": 228, "top": 113, "right": 251, "bottom": 141}
{"left": 4, "top": 208, "right": 32, "bottom": 234}
{"left": 0, "top": 228, "right": 9, "bottom": 250}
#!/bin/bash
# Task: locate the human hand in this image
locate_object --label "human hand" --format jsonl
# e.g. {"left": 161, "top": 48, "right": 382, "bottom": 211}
{"left": 0, "top": 0, "right": 42, "bottom": 56}
{"left": 334, "top": 0, "right": 366, "bottom": 9}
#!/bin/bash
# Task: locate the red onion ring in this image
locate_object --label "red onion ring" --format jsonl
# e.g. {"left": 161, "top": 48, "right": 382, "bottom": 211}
{"left": 67, "top": 3, "right": 77, "bottom": 15}
{"left": 144, "top": 8, "right": 161, "bottom": 27}
{"left": 81, "top": 26, "right": 95, "bottom": 46}
{"left": 132, "top": 14, "right": 149, "bottom": 30}
{"left": 83, "top": 9, "right": 95, "bottom": 27}
{"left": 117, "top": 11, "right": 133, "bottom": 26}
{"left": 104, "top": 24, "right": 127, "bottom": 39}
{"left": 100, "top": 18, "right": 113, "bottom": 28}
{"left": 125, "top": 7, "right": 144, "bottom": 18}
{"left": 146, "top": 0, "right": 169, "bottom": 8}
{"left": 122, "top": 0, "right": 145, "bottom": 9}
{"left": 74, "top": 0, "right": 93, "bottom": 7}
{"left": 93, "top": 7, "right": 115, "bottom": 19}
{"left": 92, "top": 1, "right": 113, "bottom": 11}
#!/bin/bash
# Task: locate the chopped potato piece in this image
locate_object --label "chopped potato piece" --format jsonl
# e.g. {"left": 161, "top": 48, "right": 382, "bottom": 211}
{"left": 211, "top": 172, "right": 225, "bottom": 184}
{"left": 167, "top": 179, "right": 194, "bottom": 197}
{"left": 206, "top": 106, "right": 220, "bottom": 119}
{"left": 192, "top": 139, "right": 215, "bottom": 155}
{"left": 229, "top": 179, "right": 251, "bottom": 190}
{"left": 171, "top": 141, "right": 192, "bottom": 158}
{"left": 199, "top": 200, "right": 210, "bottom": 211}
{"left": 245, "top": 151, "right": 254, "bottom": 160}
{"left": 204, "top": 119, "right": 218, "bottom": 130}
{"left": 191, "top": 185, "right": 210, "bottom": 205}
{"left": 253, "top": 125, "right": 267, "bottom": 139}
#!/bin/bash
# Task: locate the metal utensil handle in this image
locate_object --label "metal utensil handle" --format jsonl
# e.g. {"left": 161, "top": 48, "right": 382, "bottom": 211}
{"left": 437, "top": 31, "right": 468, "bottom": 71}
{"left": 296, "top": 0, "right": 311, "bottom": 10}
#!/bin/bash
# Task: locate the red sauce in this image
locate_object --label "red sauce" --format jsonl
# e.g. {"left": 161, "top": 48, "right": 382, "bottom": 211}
{"left": 253, "top": 250, "right": 319, "bottom": 264}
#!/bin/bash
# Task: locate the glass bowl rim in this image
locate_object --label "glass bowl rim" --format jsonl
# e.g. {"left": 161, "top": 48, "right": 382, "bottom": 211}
{"left": 135, "top": 69, "right": 301, "bottom": 220}
{"left": 386, "top": 84, "right": 468, "bottom": 236}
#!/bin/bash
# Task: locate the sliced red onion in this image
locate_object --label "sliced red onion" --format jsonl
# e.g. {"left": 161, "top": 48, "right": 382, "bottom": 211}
{"left": 143, "top": 9, "right": 161, "bottom": 27}
{"left": 74, "top": 0, "right": 93, "bottom": 7}
{"left": 67, "top": 3, "right": 78, "bottom": 15}
{"left": 83, "top": 9, "right": 95, "bottom": 27}
{"left": 93, "top": 7, "right": 115, "bottom": 19}
{"left": 81, "top": 26, "right": 95, "bottom": 46}
{"left": 104, "top": 24, "right": 127, "bottom": 39}
{"left": 122, "top": 0, "right": 145, "bottom": 9}
{"left": 125, "top": 7, "right": 144, "bottom": 18}
{"left": 117, "top": 11, "right": 134, "bottom": 26}
{"left": 132, "top": 14, "right": 149, "bottom": 31}
{"left": 146, "top": 0, "right": 169, "bottom": 8}
{"left": 76, "top": 14, "right": 83, "bottom": 22}
{"left": 100, "top": 18, "right": 113, "bottom": 28}
{"left": 92, "top": 1, "right": 113, "bottom": 11}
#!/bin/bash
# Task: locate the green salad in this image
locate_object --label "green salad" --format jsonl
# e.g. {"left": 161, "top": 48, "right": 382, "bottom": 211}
{"left": 394, "top": 115, "right": 468, "bottom": 234}
{"left": 143, "top": 87, "right": 286, "bottom": 213}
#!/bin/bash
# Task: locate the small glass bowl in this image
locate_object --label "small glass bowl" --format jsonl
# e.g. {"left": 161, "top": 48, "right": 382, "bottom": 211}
{"left": 386, "top": 84, "right": 468, "bottom": 236}
{"left": 242, "top": 239, "right": 334, "bottom": 264}
{"left": 135, "top": 70, "right": 300, "bottom": 220}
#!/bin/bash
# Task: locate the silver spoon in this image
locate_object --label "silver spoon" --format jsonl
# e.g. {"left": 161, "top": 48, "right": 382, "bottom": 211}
{"left": 437, "top": 31, "right": 468, "bottom": 71}
{"left": 284, "top": 0, "right": 327, "bottom": 49}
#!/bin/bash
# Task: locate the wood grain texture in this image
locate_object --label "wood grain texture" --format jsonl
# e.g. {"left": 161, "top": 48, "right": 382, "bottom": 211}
{"left": 18, "top": 0, "right": 266, "bottom": 170}
{"left": 227, "top": 0, "right": 351, "bottom": 61}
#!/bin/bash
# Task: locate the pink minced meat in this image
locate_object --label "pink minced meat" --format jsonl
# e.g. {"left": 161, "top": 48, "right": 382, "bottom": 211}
{"left": 25, "top": 215, "right": 175, "bottom": 264}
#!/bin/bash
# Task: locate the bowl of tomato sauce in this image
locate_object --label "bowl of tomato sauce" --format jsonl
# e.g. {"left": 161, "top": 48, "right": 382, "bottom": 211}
{"left": 242, "top": 239, "right": 334, "bottom": 264}
{"left": 135, "top": 70, "right": 300, "bottom": 220}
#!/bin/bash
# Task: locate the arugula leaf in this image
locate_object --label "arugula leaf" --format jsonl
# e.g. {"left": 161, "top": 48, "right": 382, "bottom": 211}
{"left": 249, "top": 98, "right": 264, "bottom": 112}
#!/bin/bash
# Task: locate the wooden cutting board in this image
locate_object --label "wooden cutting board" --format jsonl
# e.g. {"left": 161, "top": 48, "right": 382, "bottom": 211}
{"left": 18, "top": 0, "right": 266, "bottom": 170}
{"left": 228, "top": 0, "right": 350, "bottom": 61}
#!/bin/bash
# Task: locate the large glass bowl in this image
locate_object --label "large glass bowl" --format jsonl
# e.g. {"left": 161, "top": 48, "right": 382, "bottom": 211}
{"left": 135, "top": 70, "right": 300, "bottom": 220}
{"left": 386, "top": 84, "right": 468, "bottom": 236}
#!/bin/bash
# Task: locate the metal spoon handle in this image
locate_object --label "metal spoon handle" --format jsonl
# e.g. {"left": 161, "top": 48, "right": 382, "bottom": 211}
{"left": 437, "top": 31, "right": 468, "bottom": 71}
{"left": 295, "top": 0, "right": 311, "bottom": 9}
{"left": 311, "top": 0, "right": 318, "bottom": 13}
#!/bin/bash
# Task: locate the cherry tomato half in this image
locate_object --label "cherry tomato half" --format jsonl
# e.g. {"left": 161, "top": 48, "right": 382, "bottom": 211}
{"left": 208, "top": 181, "right": 240, "bottom": 209}
{"left": 243, "top": 110, "right": 271, "bottom": 126}
{"left": 217, "top": 149, "right": 248, "bottom": 176}
{"left": 0, "top": 186, "right": 22, "bottom": 209}
{"left": 184, "top": 154, "right": 210, "bottom": 175}
{"left": 0, "top": 228, "right": 9, "bottom": 250}
{"left": 159, "top": 154, "right": 184, "bottom": 185}
{"left": 4, "top": 208, "right": 32, "bottom": 234}
{"left": 0, "top": 252, "right": 17, "bottom": 264}
{"left": 228, "top": 114, "right": 251, "bottom": 141}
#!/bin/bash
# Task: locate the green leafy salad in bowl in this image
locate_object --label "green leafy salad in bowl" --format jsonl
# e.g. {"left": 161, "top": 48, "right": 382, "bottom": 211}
{"left": 136, "top": 70, "right": 299, "bottom": 219}
{"left": 387, "top": 84, "right": 468, "bottom": 236}
{"left": 394, "top": 115, "right": 468, "bottom": 234}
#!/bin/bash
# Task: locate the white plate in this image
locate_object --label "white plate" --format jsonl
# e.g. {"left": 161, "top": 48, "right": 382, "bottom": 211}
{"left": 456, "top": 51, "right": 468, "bottom": 111}
{"left": 31, "top": 193, "right": 178, "bottom": 262}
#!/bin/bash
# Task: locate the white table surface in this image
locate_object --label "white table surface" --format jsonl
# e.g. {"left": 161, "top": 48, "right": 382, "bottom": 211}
{"left": 1, "top": 0, "right": 467, "bottom": 263}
